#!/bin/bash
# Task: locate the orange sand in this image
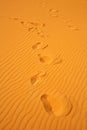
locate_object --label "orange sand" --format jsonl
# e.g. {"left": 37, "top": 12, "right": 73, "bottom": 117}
{"left": 0, "top": 0, "right": 87, "bottom": 130}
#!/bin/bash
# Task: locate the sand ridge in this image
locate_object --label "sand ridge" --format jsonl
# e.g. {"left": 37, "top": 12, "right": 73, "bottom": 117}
{"left": 0, "top": 0, "right": 87, "bottom": 130}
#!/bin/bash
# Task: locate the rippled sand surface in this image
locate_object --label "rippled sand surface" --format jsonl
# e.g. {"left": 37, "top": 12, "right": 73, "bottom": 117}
{"left": 0, "top": 0, "right": 87, "bottom": 130}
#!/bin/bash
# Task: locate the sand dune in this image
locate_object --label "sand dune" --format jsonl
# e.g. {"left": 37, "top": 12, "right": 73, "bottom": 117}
{"left": 0, "top": 0, "right": 87, "bottom": 130}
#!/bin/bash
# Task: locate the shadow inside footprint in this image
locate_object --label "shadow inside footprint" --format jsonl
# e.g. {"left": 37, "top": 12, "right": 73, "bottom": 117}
{"left": 41, "top": 94, "right": 53, "bottom": 114}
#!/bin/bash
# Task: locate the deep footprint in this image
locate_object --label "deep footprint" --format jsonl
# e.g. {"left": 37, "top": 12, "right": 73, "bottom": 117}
{"left": 41, "top": 93, "right": 72, "bottom": 117}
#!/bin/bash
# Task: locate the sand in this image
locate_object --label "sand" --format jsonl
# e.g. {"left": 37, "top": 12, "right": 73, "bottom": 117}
{"left": 0, "top": 0, "right": 87, "bottom": 130}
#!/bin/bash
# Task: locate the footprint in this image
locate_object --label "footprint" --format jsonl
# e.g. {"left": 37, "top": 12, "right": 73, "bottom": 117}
{"left": 49, "top": 9, "right": 59, "bottom": 17}
{"left": 68, "top": 25, "right": 80, "bottom": 31}
{"left": 9, "top": 17, "right": 25, "bottom": 25}
{"left": 32, "top": 42, "right": 41, "bottom": 50}
{"left": 31, "top": 73, "right": 39, "bottom": 86}
{"left": 31, "top": 71, "right": 46, "bottom": 85}
{"left": 41, "top": 93, "right": 72, "bottom": 117}
{"left": 20, "top": 21, "right": 25, "bottom": 25}
{"left": 10, "top": 17, "right": 47, "bottom": 37}
{"left": 53, "top": 56, "right": 63, "bottom": 65}
{"left": 38, "top": 54, "right": 52, "bottom": 64}
{"left": 65, "top": 20, "right": 80, "bottom": 31}
{"left": 42, "top": 23, "right": 46, "bottom": 27}
{"left": 36, "top": 28, "right": 45, "bottom": 38}
{"left": 13, "top": 17, "right": 19, "bottom": 20}
{"left": 38, "top": 70, "right": 46, "bottom": 77}
{"left": 41, "top": 43, "right": 48, "bottom": 49}
{"left": 32, "top": 42, "right": 48, "bottom": 50}
{"left": 28, "top": 27, "right": 34, "bottom": 32}
{"left": 73, "top": 27, "right": 80, "bottom": 31}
